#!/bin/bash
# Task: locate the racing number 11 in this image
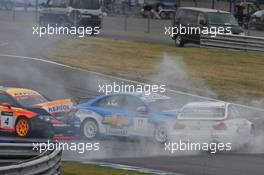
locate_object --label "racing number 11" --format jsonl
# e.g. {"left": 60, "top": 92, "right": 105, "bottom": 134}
{"left": 136, "top": 118, "right": 147, "bottom": 129}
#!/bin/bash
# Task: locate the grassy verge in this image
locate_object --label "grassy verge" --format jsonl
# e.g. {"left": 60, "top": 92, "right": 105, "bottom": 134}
{"left": 47, "top": 37, "right": 264, "bottom": 101}
{"left": 61, "top": 161, "right": 152, "bottom": 175}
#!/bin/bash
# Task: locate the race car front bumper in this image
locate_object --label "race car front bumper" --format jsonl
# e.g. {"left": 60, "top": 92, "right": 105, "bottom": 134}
{"left": 52, "top": 123, "right": 76, "bottom": 137}
{"left": 30, "top": 117, "right": 54, "bottom": 138}
{"left": 51, "top": 115, "right": 81, "bottom": 139}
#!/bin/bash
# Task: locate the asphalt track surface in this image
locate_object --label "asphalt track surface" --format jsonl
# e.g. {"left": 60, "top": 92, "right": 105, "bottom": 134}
{"left": 0, "top": 11, "right": 264, "bottom": 175}
{"left": 0, "top": 55, "right": 264, "bottom": 175}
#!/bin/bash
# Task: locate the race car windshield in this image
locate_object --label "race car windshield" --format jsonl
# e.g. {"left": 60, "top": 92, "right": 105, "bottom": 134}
{"left": 180, "top": 107, "right": 225, "bottom": 119}
{"left": 208, "top": 13, "right": 238, "bottom": 26}
{"left": 15, "top": 96, "right": 48, "bottom": 107}
{"left": 71, "top": 0, "right": 101, "bottom": 10}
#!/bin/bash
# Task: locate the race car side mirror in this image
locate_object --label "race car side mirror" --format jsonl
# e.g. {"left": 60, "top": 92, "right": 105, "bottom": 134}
{"left": 136, "top": 106, "right": 148, "bottom": 115}
{"left": 177, "top": 113, "right": 184, "bottom": 119}
{"left": 1, "top": 102, "right": 11, "bottom": 109}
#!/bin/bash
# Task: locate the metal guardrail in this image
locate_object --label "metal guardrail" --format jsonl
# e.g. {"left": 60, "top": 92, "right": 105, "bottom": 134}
{"left": 0, "top": 142, "right": 62, "bottom": 175}
{"left": 200, "top": 34, "right": 264, "bottom": 52}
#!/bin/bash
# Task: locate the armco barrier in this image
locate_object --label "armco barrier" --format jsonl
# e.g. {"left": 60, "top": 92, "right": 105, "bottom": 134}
{"left": 0, "top": 142, "right": 62, "bottom": 175}
{"left": 200, "top": 34, "right": 264, "bottom": 52}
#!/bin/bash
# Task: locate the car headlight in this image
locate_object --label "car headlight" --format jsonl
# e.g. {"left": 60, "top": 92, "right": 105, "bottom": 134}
{"left": 76, "top": 109, "right": 92, "bottom": 115}
{"left": 38, "top": 115, "right": 51, "bottom": 122}
{"left": 68, "top": 106, "right": 79, "bottom": 116}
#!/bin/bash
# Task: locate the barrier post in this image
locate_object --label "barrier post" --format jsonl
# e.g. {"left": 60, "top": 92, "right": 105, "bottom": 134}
{"left": 124, "top": 13, "right": 127, "bottom": 31}
{"left": 146, "top": 15, "right": 150, "bottom": 33}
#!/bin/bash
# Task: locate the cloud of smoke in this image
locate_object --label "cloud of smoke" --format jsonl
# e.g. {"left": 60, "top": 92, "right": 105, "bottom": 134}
{"left": 0, "top": 49, "right": 263, "bottom": 160}
{"left": 148, "top": 53, "right": 217, "bottom": 98}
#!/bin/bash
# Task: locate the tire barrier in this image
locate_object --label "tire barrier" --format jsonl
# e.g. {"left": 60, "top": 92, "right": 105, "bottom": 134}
{"left": 0, "top": 142, "right": 62, "bottom": 175}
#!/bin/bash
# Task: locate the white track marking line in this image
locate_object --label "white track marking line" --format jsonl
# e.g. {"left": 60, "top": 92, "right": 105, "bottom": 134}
{"left": 0, "top": 53, "right": 263, "bottom": 112}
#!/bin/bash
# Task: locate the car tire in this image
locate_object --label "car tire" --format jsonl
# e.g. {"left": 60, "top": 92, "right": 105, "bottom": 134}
{"left": 68, "top": 10, "right": 82, "bottom": 25}
{"left": 175, "top": 35, "right": 184, "bottom": 47}
{"left": 154, "top": 124, "right": 168, "bottom": 143}
{"left": 58, "top": 16, "right": 69, "bottom": 27}
{"left": 81, "top": 119, "right": 99, "bottom": 140}
{"left": 159, "top": 12, "right": 167, "bottom": 19}
{"left": 15, "top": 117, "right": 31, "bottom": 138}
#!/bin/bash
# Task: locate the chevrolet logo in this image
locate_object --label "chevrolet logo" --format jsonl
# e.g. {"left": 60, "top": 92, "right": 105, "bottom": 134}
{"left": 102, "top": 114, "right": 129, "bottom": 127}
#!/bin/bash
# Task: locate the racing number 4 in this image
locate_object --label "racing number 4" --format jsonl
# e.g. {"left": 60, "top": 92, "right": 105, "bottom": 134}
{"left": 0, "top": 111, "right": 14, "bottom": 129}
{"left": 4, "top": 117, "right": 9, "bottom": 126}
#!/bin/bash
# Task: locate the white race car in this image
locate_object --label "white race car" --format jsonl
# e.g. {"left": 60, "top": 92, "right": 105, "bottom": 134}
{"left": 170, "top": 101, "right": 254, "bottom": 151}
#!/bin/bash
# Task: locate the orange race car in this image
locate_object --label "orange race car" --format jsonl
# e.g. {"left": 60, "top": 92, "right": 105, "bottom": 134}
{"left": 0, "top": 86, "right": 79, "bottom": 139}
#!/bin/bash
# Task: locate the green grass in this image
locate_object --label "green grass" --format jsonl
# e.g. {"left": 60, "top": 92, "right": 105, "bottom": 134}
{"left": 47, "top": 37, "right": 264, "bottom": 102}
{"left": 61, "top": 161, "right": 153, "bottom": 175}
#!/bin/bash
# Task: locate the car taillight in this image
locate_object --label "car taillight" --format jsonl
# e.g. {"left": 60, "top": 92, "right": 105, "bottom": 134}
{"left": 213, "top": 122, "right": 227, "bottom": 130}
{"left": 50, "top": 112, "right": 56, "bottom": 117}
{"left": 51, "top": 119, "right": 61, "bottom": 124}
{"left": 174, "top": 122, "right": 185, "bottom": 130}
{"left": 255, "top": 17, "right": 261, "bottom": 22}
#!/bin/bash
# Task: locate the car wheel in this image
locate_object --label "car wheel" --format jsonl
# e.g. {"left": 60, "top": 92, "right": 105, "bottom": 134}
{"left": 81, "top": 119, "right": 99, "bottom": 140}
{"left": 154, "top": 124, "right": 168, "bottom": 143}
{"left": 175, "top": 35, "right": 184, "bottom": 47}
{"left": 159, "top": 12, "right": 167, "bottom": 19}
{"left": 68, "top": 10, "right": 82, "bottom": 25}
{"left": 58, "top": 16, "right": 70, "bottom": 27}
{"left": 15, "top": 117, "right": 31, "bottom": 137}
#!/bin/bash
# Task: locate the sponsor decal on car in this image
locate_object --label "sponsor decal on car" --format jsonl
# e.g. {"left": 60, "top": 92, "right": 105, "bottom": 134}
{"left": 7, "top": 88, "right": 42, "bottom": 99}
{"left": 37, "top": 99, "right": 73, "bottom": 113}
{"left": 0, "top": 111, "right": 14, "bottom": 129}
{"left": 102, "top": 114, "right": 130, "bottom": 128}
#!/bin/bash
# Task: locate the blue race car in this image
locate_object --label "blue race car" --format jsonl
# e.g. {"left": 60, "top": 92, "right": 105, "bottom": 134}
{"left": 75, "top": 93, "right": 179, "bottom": 143}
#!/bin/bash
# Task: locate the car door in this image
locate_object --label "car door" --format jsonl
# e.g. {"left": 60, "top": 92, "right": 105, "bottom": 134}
{"left": 197, "top": 12, "right": 207, "bottom": 43}
{"left": 0, "top": 93, "right": 17, "bottom": 131}
{"left": 122, "top": 95, "right": 150, "bottom": 137}
{"left": 90, "top": 95, "right": 132, "bottom": 136}
{"left": 180, "top": 10, "right": 199, "bottom": 42}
